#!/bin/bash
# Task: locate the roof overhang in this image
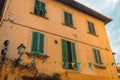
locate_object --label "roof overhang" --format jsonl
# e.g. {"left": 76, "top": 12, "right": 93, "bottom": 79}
{"left": 56, "top": 0, "right": 112, "bottom": 24}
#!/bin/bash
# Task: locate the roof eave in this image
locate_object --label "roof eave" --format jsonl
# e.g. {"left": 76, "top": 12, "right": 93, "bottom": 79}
{"left": 56, "top": 0, "right": 112, "bottom": 24}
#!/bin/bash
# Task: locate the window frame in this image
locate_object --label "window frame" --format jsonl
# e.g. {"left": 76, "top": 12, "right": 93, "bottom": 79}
{"left": 64, "top": 11, "right": 73, "bottom": 27}
{"left": 87, "top": 21, "right": 96, "bottom": 35}
{"left": 61, "top": 39, "right": 78, "bottom": 70}
{"left": 34, "top": 0, "right": 47, "bottom": 17}
{"left": 93, "top": 48, "right": 102, "bottom": 65}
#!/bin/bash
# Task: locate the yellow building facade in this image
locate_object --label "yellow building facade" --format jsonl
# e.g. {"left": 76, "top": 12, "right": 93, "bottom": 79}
{"left": 0, "top": 0, "right": 118, "bottom": 80}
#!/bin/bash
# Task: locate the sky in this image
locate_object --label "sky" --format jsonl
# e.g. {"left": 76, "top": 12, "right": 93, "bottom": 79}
{"left": 75, "top": 0, "right": 120, "bottom": 63}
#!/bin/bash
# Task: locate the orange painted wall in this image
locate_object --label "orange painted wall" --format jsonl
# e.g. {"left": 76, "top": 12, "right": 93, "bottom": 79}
{"left": 0, "top": 0, "right": 118, "bottom": 80}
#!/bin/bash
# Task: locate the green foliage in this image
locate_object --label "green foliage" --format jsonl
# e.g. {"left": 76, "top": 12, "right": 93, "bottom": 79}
{"left": 52, "top": 73, "right": 61, "bottom": 80}
{"left": 37, "top": 73, "right": 61, "bottom": 80}
{"left": 23, "top": 73, "right": 61, "bottom": 80}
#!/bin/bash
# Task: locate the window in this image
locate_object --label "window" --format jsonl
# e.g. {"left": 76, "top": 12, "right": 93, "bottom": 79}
{"left": 34, "top": 0, "right": 47, "bottom": 17}
{"left": 93, "top": 49, "right": 102, "bottom": 65}
{"left": 62, "top": 39, "right": 77, "bottom": 70}
{"left": 64, "top": 11, "right": 73, "bottom": 27}
{"left": 0, "top": 0, "right": 6, "bottom": 20}
{"left": 31, "top": 32, "right": 44, "bottom": 54}
{"left": 87, "top": 21, "right": 96, "bottom": 34}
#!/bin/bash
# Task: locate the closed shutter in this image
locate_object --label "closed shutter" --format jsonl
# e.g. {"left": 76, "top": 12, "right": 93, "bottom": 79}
{"left": 62, "top": 39, "right": 68, "bottom": 62}
{"left": 69, "top": 13, "right": 73, "bottom": 26}
{"left": 88, "top": 21, "right": 96, "bottom": 34}
{"left": 71, "top": 42, "right": 77, "bottom": 70}
{"left": 38, "top": 33, "right": 44, "bottom": 53}
{"left": 64, "top": 11, "right": 73, "bottom": 27}
{"left": 93, "top": 49, "right": 102, "bottom": 64}
{"left": 62, "top": 39, "right": 68, "bottom": 68}
{"left": 97, "top": 50, "right": 102, "bottom": 64}
{"left": 31, "top": 32, "right": 44, "bottom": 54}
{"left": 31, "top": 32, "right": 39, "bottom": 53}
{"left": 64, "top": 12, "right": 69, "bottom": 25}
{"left": 71, "top": 42, "right": 76, "bottom": 62}
{"left": 93, "top": 49, "right": 98, "bottom": 63}
{"left": 91, "top": 23, "right": 96, "bottom": 34}
{"left": 88, "top": 21, "right": 92, "bottom": 33}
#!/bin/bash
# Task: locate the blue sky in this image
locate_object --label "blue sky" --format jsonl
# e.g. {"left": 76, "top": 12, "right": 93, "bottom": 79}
{"left": 75, "top": 0, "right": 120, "bottom": 62}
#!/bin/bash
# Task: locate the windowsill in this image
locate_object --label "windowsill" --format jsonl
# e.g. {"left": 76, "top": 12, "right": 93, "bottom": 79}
{"left": 87, "top": 32, "right": 98, "bottom": 37}
{"left": 68, "top": 69, "right": 78, "bottom": 72}
{"left": 62, "top": 23, "right": 76, "bottom": 29}
{"left": 63, "top": 68, "right": 78, "bottom": 71}
{"left": 67, "top": 69, "right": 79, "bottom": 72}
{"left": 63, "top": 65, "right": 78, "bottom": 71}
{"left": 93, "top": 63, "right": 106, "bottom": 69}
{"left": 30, "top": 12, "right": 49, "bottom": 20}
{"left": 25, "top": 52, "right": 49, "bottom": 60}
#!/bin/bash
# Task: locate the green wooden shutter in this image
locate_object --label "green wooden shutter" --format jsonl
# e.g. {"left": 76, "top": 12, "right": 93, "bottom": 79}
{"left": 31, "top": 32, "right": 44, "bottom": 54}
{"left": 71, "top": 42, "right": 76, "bottom": 62}
{"left": 91, "top": 23, "right": 96, "bottom": 34}
{"left": 34, "top": 0, "right": 46, "bottom": 16}
{"left": 97, "top": 50, "right": 102, "bottom": 64}
{"left": 34, "top": 0, "right": 40, "bottom": 15}
{"left": 93, "top": 49, "right": 98, "bottom": 63}
{"left": 70, "top": 42, "right": 78, "bottom": 70}
{"left": 35, "top": 0, "right": 45, "bottom": 11}
{"left": 34, "top": 0, "right": 37, "bottom": 14}
{"left": 64, "top": 12, "right": 73, "bottom": 27}
{"left": 64, "top": 12, "right": 69, "bottom": 25}
{"left": 88, "top": 21, "right": 96, "bottom": 34}
{"left": 41, "top": 2, "right": 46, "bottom": 17}
{"left": 31, "top": 32, "right": 39, "bottom": 53}
{"left": 62, "top": 39, "right": 68, "bottom": 62}
{"left": 69, "top": 13, "right": 73, "bottom": 26}
{"left": 34, "top": 0, "right": 37, "bottom": 8}
{"left": 38, "top": 33, "right": 44, "bottom": 54}
{"left": 88, "top": 21, "right": 92, "bottom": 33}
{"left": 41, "top": 2, "right": 46, "bottom": 12}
